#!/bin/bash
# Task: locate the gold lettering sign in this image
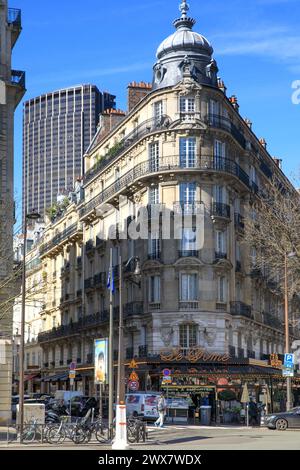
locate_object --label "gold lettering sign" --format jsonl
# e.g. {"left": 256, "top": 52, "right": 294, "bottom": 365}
{"left": 160, "top": 347, "right": 230, "bottom": 363}
{"left": 270, "top": 353, "right": 282, "bottom": 368}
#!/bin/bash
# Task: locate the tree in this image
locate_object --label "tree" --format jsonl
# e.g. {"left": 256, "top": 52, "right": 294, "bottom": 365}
{"left": 244, "top": 176, "right": 300, "bottom": 324}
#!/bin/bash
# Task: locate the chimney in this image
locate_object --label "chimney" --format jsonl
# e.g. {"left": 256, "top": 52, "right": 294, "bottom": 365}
{"left": 229, "top": 95, "right": 239, "bottom": 111}
{"left": 259, "top": 138, "right": 267, "bottom": 149}
{"left": 273, "top": 157, "right": 282, "bottom": 169}
{"left": 127, "top": 81, "right": 152, "bottom": 112}
{"left": 244, "top": 118, "right": 252, "bottom": 129}
{"left": 98, "top": 109, "right": 126, "bottom": 139}
{"left": 217, "top": 77, "right": 227, "bottom": 94}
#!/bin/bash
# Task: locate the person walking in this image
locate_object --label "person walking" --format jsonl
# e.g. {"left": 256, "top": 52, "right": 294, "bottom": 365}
{"left": 248, "top": 399, "right": 258, "bottom": 426}
{"left": 155, "top": 393, "right": 167, "bottom": 428}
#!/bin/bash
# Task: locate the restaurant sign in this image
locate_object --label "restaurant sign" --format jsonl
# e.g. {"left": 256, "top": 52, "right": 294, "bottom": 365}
{"left": 160, "top": 347, "right": 230, "bottom": 363}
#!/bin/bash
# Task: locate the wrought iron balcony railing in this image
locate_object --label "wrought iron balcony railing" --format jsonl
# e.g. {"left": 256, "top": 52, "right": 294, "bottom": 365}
{"left": 11, "top": 70, "right": 25, "bottom": 89}
{"left": 84, "top": 115, "right": 172, "bottom": 184}
{"left": 207, "top": 114, "right": 246, "bottom": 149}
{"left": 234, "top": 213, "right": 245, "bottom": 231}
{"left": 80, "top": 155, "right": 250, "bottom": 220}
{"left": 7, "top": 8, "right": 21, "bottom": 27}
{"left": 215, "top": 252, "right": 227, "bottom": 261}
{"left": 211, "top": 202, "right": 231, "bottom": 219}
{"left": 178, "top": 250, "right": 199, "bottom": 258}
{"left": 40, "top": 223, "right": 81, "bottom": 256}
{"left": 230, "top": 301, "right": 252, "bottom": 319}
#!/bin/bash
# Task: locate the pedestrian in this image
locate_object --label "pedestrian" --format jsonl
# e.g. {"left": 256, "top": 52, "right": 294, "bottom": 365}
{"left": 155, "top": 392, "right": 167, "bottom": 428}
{"left": 248, "top": 398, "right": 258, "bottom": 426}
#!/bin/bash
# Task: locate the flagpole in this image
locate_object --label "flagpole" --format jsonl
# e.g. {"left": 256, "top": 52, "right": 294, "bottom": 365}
{"left": 108, "top": 247, "right": 114, "bottom": 438}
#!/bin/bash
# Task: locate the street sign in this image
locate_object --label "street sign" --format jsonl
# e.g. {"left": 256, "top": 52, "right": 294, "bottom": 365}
{"left": 162, "top": 368, "right": 171, "bottom": 377}
{"left": 162, "top": 377, "right": 172, "bottom": 385}
{"left": 69, "top": 362, "right": 77, "bottom": 371}
{"left": 129, "top": 359, "right": 138, "bottom": 369}
{"left": 129, "top": 371, "right": 139, "bottom": 382}
{"left": 284, "top": 354, "right": 294, "bottom": 369}
{"left": 128, "top": 380, "right": 139, "bottom": 391}
{"left": 69, "top": 371, "right": 76, "bottom": 379}
{"left": 283, "top": 366, "right": 294, "bottom": 377}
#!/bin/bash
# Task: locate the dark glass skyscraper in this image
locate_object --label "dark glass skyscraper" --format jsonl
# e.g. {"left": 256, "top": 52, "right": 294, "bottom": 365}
{"left": 23, "top": 84, "right": 116, "bottom": 217}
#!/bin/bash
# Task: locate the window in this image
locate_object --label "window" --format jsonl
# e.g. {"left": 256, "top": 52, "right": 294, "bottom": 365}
{"left": 180, "top": 182, "right": 196, "bottom": 204}
{"left": 217, "top": 276, "right": 227, "bottom": 303}
{"left": 181, "top": 228, "right": 197, "bottom": 253}
{"left": 180, "top": 96, "right": 195, "bottom": 113}
{"left": 149, "top": 185, "right": 159, "bottom": 205}
{"left": 149, "top": 142, "right": 159, "bottom": 171}
{"left": 180, "top": 138, "right": 196, "bottom": 168}
{"left": 215, "top": 230, "right": 226, "bottom": 255}
{"left": 179, "top": 324, "right": 197, "bottom": 350}
{"left": 149, "top": 276, "right": 160, "bottom": 303}
{"left": 215, "top": 185, "right": 225, "bottom": 204}
{"left": 209, "top": 99, "right": 220, "bottom": 118}
{"left": 148, "top": 236, "right": 160, "bottom": 258}
{"left": 250, "top": 247, "right": 257, "bottom": 267}
{"left": 214, "top": 140, "right": 226, "bottom": 158}
{"left": 154, "top": 101, "right": 163, "bottom": 123}
{"left": 180, "top": 273, "right": 198, "bottom": 301}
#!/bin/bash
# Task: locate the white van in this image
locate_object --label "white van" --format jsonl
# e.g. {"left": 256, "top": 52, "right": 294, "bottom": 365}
{"left": 126, "top": 392, "right": 160, "bottom": 420}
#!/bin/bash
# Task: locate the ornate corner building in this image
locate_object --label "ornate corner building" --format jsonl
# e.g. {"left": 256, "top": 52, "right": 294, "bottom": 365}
{"left": 23, "top": 2, "right": 299, "bottom": 400}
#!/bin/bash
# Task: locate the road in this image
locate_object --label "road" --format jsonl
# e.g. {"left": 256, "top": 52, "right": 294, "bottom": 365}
{"left": 1, "top": 425, "right": 300, "bottom": 450}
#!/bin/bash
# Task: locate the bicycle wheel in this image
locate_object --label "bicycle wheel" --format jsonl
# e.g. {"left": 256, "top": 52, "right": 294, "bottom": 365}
{"left": 127, "top": 425, "right": 137, "bottom": 444}
{"left": 95, "top": 424, "right": 110, "bottom": 443}
{"left": 71, "top": 426, "right": 88, "bottom": 444}
{"left": 47, "top": 426, "right": 66, "bottom": 444}
{"left": 21, "top": 425, "right": 36, "bottom": 443}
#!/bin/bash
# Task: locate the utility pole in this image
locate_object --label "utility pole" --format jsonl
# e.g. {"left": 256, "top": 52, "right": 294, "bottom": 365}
{"left": 284, "top": 253, "right": 292, "bottom": 411}
{"left": 108, "top": 248, "right": 114, "bottom": 436}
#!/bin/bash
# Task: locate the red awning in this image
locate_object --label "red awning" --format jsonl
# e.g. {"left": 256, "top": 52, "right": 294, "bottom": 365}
{"left": 24, "top": 374, "right": 39, "bottom": 382}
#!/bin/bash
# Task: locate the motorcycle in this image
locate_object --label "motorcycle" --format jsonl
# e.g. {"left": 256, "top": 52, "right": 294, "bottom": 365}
{"left": 45, "top": 400, "right": 69, "bottom": 423}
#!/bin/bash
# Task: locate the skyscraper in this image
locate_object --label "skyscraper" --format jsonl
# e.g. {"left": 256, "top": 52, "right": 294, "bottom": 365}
{"left": 0, "top": 1, "right": 25, "bottom": 424}
{"left": 23, "top": 85, "right": 116, "bottom": 218}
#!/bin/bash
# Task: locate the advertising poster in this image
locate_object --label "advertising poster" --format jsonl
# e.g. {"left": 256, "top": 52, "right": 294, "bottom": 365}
{"left": 94, "top": 338, "right": 108, "bottom": 384}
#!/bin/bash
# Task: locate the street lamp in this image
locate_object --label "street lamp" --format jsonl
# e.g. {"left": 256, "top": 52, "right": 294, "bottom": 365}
{"left": 112, "top": 256, "right": 141, "bottom": 450}
{"left": 284, "top": 251, "right": 296, "bottom": 411}
{"left": 18, "top": 209, "right": 41, "bottom": 442}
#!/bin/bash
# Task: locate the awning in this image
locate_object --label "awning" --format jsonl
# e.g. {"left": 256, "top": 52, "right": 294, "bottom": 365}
{"left": 42, "top": 372, "right": 68, "bottom": 382}
{"left": 24, "top": 374, "right": 39, "bottom": 382}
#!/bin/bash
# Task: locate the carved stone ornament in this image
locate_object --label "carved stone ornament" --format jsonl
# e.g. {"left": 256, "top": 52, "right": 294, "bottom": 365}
{"left": 161, "top": 326, "right": 174, "bottom": 346}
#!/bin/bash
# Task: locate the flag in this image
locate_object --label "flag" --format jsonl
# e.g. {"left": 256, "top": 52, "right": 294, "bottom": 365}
{"left": 107, "top": 267, "right": 115, "bottom": 293}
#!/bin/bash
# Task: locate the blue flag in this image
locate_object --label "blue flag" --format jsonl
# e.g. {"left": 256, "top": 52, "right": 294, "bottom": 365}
{"left": 107, "top": 268, "right": 115, "bottom": 293}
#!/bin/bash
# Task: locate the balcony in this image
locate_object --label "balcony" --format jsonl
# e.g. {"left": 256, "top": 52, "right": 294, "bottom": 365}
{"left": 124, "top": 302, "right": 143, "bottom": 317}
{"left": 84, "top": 277, "right": 94, "bottom": 291}
{"left": 230, "top": 301, "right": 252, "bottom": 319}
{"left": 94, "top": 272, "right": 106, "bottom": 289}
{"left": 148, "top": 302, "right": 161, "bottom": 311}
{"left": 80, "top": 155, "right": 250, "bottom": 221}
{"left": 234, "top": 213, "right": 245, "bottom": 233}
{"left": 84, "top": 115, "right": 172, "bottom": 185}
{"left": 178, "top": 250, "right": 199, "bottom": 258}
{"left": 211, "top": 202, "right": 231, "bottom": 220}
{"left": 40, "top": 223, "right": 82, "bottom": 257}
{"left": 207, "top": 114, "right": 246, "bottom": 149}
{"left": 148, "top": 251, "right": 161, "bottom": 261}
{"left": 263, "top": 312, "right": 282, "bottom": 330}
{"left": 138, "top": 345, "right": 148, "bottom": 357}
{"left": 11, "top": 70, "right": 26, "bottom": 105}
{"left": 215, "top": 252, "right": 227, "bottom": 261}
{"left": 8, "top": 9, "right": 22, "bottom": 47}
{"left": 126, "top": 347, "right": 134, "bottom": 360}
{"left": 179, "top": 301, "right": 199, "bottom": 311}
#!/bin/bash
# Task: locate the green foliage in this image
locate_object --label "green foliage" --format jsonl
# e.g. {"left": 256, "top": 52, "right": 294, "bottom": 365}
{"left": 218, "top": 390, "right": 237, "bottom": 401}
{"left": 106, "top": 141, "right": 123, "bottom": 158}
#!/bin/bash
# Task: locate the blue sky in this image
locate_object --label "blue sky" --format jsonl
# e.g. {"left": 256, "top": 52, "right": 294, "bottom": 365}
{"left": 13, "top": 0, "right": 300, "bottom": 214}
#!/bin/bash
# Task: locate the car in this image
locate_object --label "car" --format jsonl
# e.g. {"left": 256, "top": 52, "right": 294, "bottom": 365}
{"left": 265, "top": 407, "right": 300, "bottom": 430}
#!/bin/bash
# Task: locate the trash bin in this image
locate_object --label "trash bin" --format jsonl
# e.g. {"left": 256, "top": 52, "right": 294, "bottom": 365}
{"left": 200, "top": 406, "right": 211, "bottom": 425}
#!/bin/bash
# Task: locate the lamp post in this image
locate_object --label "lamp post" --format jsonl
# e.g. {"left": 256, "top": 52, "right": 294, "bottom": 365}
{"left": 112, "top": 255, "right": 141, "bottom": 450}
{"left": 18, "top": 210, "right": 41, "bottom": 442}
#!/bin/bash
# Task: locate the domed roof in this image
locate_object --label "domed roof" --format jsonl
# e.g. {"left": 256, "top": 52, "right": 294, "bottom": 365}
{"left": 157, "top": 29, "right": 213, "bottom": 60}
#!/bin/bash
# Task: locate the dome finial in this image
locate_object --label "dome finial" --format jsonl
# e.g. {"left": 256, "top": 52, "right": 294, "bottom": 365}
{"left": 174, "top": 0, "right": 196, "bottom": 30}
{"left": 179, "top": 0, "right": 189, "bottom": 19}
